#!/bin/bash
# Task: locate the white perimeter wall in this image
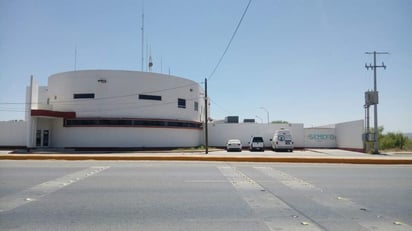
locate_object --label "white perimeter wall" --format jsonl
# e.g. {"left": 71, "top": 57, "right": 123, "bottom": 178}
{"left": 304, "top": 128, "right": 336, "bottom": 148}
{"left": 0, "top": 118, "right": 364, "bottom": 150}
{"left": 0, "top": 121, "right": 26, "bottom": 146}
{"left": 50, "top": 119, "right": 201, "bottom": 148}
{"left": 208, "top": 123, "right": 305, "bottom": 148}
{"left": 336, "top": 120, "right": 364, "bottom": 150}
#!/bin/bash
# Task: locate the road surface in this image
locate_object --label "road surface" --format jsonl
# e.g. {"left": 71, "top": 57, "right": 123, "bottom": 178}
{"left": 0, "top": 160, "right": 411, "bottom": 230}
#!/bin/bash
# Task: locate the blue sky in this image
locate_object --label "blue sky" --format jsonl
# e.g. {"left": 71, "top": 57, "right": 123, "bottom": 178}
{"left": 1, "top": 0, "right": 411, "bottom": 133}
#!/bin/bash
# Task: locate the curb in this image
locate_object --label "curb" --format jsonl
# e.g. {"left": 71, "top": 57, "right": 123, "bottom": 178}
{"left": 1, "top": 155, "right": 412, "bottom": 164}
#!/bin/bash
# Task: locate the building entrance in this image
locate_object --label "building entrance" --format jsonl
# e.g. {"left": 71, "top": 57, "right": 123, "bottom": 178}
{"left": 36, "top": 129, "right": 50, "bottom": 147}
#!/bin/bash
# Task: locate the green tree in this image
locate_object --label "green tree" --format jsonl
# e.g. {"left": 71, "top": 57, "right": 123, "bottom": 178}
{"left": 367, "top": 127, "right": 411, "bottom": 151}
{"left": 272, "top": 120, "right": 288, "bottom": 124}
{"left": 379, "top": 131, "right": 409, "bottom": 150}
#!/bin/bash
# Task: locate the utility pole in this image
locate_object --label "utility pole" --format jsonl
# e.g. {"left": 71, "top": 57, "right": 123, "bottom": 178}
{"left": 204, "top": 78, "right": 208, "bottom": 154}
{"left": 365, "top": 51, "right": 388, "bottom": 154}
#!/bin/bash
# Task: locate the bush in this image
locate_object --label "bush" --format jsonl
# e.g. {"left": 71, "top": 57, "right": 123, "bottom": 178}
{"left": 404, "top": 138, "right": 412, "bottom": 150}
{"left": 380, "top": 132, "right": 410, "bottom": 150}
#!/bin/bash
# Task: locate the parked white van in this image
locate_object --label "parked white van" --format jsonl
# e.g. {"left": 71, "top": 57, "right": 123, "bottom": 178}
{"left": 271, "top": 129, "right": 294, "bottom": 152}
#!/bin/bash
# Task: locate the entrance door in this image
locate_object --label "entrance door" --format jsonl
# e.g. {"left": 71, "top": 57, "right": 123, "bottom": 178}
{"left": 42, "top": 130, "right": 49, "bottom": 147}
{"left": 35, "top": 129, "right": 50, "bottom": 147}
{"left": 36, "top": 130, "right": 42, "bottom": 146}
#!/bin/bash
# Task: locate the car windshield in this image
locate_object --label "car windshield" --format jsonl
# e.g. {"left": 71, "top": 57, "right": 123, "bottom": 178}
{"left": 253, "top": 137, "right": 263, "bottom": 142}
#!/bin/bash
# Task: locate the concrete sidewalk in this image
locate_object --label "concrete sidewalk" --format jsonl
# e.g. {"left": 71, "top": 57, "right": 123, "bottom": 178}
{"left": 1, "top": 149, "right": 412, "bottom": 164}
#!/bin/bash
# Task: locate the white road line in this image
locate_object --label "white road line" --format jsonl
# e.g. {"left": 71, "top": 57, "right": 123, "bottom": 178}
{"left": 218, "top": 166, "right": 323, "bottom": 231}
{"left": 0, "top": 166, "right": 110, "bottom": 213}
{"left": 254, "top": 166, "right": 412, "bottom": 231}
{"left": 184, "top": 180, "right": 227, "bottom": 183}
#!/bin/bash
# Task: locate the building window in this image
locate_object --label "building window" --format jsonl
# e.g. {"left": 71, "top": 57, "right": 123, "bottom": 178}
{"left": 73, "top": 93, "right": 95, "bottom": 99}
{"left": 64, "top": 119, "right": 201, "bottom": 129}
{"left": 139, "top": 94, "right": 162, "bottom": 101}
{"left": 194, "top": 101, "right": 199, "bottom": 111}
{"left": 178, "top": 98, "right": 186, "bottom": 109}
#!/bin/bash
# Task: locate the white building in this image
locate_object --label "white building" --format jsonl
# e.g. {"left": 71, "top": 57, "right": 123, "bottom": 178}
{"left": 0, "top": 69, "right": 365, "bottom": 152}
{"left": 25, "top": 70, "right": 206, "bottom": 149}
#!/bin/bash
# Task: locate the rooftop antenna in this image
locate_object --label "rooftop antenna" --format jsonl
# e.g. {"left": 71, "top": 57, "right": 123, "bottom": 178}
{"left": 145, "top": 43, "right": 149, "bottom": 72}
{"left": 74, "top": 45, "right": 77, "bottom": 71}
{"left": 148, "top": 47, "right": 153, "bottom": 72}
{"left": 141, "top": 1, "right": 144, "bottom": 71}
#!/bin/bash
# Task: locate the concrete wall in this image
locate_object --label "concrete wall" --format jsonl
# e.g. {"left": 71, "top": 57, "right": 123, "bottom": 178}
{"left": 50, "top": 119, "right": 201, "bottom": 148}
{"left": 208, "top": 123, "right": 305, "bottom": 148}
{"left": 304, "top": 128, "right": 336, "bottom": 148}
{"left": 336, "top": 120, "right": 364, "bottom": 150}
{"left": 0, "top": 121, "right": 26, "bottom": 147}
{"left": 0, "top": 119, "right": 364, "bottom": 150}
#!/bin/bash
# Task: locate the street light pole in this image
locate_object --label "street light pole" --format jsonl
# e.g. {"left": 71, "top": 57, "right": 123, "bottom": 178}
{"left": 255, "top": 115, "right": 263, "bottom": 123}
{"left": 260, "top": 107, "right": 269, "bottom": 124}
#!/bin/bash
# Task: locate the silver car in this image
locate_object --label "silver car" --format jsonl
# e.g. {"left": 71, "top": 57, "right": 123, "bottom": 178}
{"left": 226, "top": 139, "right": 242, "bottom": 152}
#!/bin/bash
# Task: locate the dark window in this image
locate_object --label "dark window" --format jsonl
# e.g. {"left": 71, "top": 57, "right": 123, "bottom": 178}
{"left": 139, "top": 94, "right": 162, "bottom": 101}
{"left": 36, "top": 130, "right": 41, "bottom": 146}
{"left": 64, "top": 119, "right": 201, "bottom": 129}
{"left": 178, "top": 98, "right": 186, "bottom": 109}
{"left": 133, "top": 120, "right": 165, "bottom": 126}
{"left": 99, "top": 120, "right": 132, "bottom": 126}
{"left": 278, "top": 135, "right": 285, "bottom": 141}
{"left": 73, "top": 93, "right": 95, "bottom": 99}
{"left": 252, "top": 137, "right": 264, "bottom": 142}
{"left": 194, "top": 101, "right": 199, "bottom": 111}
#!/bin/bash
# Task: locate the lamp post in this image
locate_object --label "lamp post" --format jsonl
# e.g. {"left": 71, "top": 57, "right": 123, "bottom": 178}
{"left": 260, "top": 107, "right": 270, "bottom": 124}
{"left": 255, "top": 115, "right": 263, "bottom": 123}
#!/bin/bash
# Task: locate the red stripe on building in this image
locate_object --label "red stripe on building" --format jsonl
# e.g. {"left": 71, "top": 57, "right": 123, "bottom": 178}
{"left": 31, "top": 109, "right": 76, "bottom": 118}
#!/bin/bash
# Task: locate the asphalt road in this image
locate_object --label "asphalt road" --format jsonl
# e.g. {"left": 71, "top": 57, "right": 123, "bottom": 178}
{"left": 0, "top": 161, "right": 411, "bottom": 231}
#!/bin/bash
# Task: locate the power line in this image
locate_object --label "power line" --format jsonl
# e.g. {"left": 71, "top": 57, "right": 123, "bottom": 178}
{"left": 209, "top": 98, "right": 233, "bottom": 115}
{"left": 208, "top": 0, "right": 252, "bottom": 80}
{"left": 0, "top": 82, "right": 200, "bottom": 106}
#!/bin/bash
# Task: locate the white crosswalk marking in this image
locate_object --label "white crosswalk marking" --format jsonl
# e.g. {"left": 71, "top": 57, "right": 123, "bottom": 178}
{"left": 253, "top": 166, "right": 412, "bottom": 231}
{"left": 0, "top": 166, "right": 110, "bottom": 213}
{"left": 218, "top": 165, "right": 323, "bottom": 231}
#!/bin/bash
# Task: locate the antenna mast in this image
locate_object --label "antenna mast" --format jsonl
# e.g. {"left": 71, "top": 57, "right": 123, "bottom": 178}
{"left": 148, "top": 47, "right": 153, "bottom": 72}
{"left": 74, "top": 45, "right": 77, "bottom": 71}
{"left": 141, "top": 1, "right": 144, "bottom": 71}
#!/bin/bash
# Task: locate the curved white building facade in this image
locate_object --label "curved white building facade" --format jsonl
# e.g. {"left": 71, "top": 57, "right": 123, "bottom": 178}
{"left": 27, "top": 70, "right": 206, "bottom": 149}
{"left": 0, "top": 69, "right": 364, "bottom": 151}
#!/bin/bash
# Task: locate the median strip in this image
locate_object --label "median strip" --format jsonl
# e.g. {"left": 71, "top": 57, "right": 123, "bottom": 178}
{"left": 1, "top": 154, "right": 412, "bottom": 164}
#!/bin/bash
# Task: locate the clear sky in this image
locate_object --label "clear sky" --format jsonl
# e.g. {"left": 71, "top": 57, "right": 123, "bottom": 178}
{"left": 1, "top": 0, "right": 411, "bottom": 133}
